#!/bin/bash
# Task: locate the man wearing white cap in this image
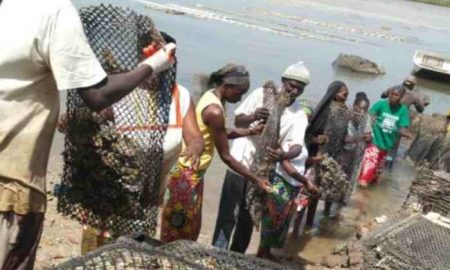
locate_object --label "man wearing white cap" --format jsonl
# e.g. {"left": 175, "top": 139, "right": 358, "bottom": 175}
{"left": 212, "top": 62, "right": 317, "bottom": 254}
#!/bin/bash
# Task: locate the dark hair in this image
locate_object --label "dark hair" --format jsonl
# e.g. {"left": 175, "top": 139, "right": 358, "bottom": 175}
{"left": 208, "top": 71, "right": 225, "bottom": 88}
{"left": 207, "top": 64, "right": 249, "bottom": 88}
{"left": 354, "top": 92, "right": 370, "bottom": 107}
{"left": 390, "top": 85, "right": 406, "bottom": 95}
{"left": 160, "top": 31, "right": 176, "bottom": 44}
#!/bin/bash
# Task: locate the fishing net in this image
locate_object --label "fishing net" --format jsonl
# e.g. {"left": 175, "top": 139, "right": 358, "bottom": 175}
{"left": 48, "top": 236, "right": 291, "bottom": 270}
{"left": 404, "top": 166, "right": 450, "bottom": 215}
{"left": 245, "top": 81, "right": 291, "bottom": 226}
{"left": 57, "top": 4, "right": 176, "bottom": 237}
{"left": 363, "top": 213, "right": 450, "bottom": 270}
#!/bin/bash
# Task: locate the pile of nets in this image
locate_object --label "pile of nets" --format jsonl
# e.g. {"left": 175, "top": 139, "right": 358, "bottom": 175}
{"left": 404, "top": 166, "right": 450, "bottom": 215}
{"left": 363, "top": 212, "right": 450, "bottom": 270}
{"left": 47, "top": 236, "right": 291, "bottom": 270}
{"left": 57, "top": 4, "right": 176, "bottom": 237}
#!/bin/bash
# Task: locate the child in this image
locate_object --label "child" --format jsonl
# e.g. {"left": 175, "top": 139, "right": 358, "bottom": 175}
{"left": 358, "top": 87, "right": 412, "bottom": 187}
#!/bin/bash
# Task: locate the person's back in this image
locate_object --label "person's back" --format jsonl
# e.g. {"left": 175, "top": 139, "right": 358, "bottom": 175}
{"left": 0, "top": 0, "right": 106, "bottom": 196}
{"left": 0, "top": 0, "right": 176, "bottom": 267}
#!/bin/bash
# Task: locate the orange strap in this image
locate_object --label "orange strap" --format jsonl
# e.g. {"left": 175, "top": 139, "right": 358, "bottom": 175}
{"left": 116, "top": 85, "right": 183, "bottom": 132}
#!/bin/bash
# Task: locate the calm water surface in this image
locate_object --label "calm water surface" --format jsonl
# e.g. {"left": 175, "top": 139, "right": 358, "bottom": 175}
{"left": 65, "top": 0, "right": 449, "bottom": 262}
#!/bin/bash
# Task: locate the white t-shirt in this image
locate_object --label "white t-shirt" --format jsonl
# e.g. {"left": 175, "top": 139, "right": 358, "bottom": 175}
{"left": 0, "top": 0, "right": 106, "bottom": 194}
{"left": 230, "top": 87, "right": 309, "bottom": 186}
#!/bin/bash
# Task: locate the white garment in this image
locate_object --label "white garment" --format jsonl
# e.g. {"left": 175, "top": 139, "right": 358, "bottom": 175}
{"left": 0, "top": 0, "right": 106, "bottom": 195}
{"left": 230, "top": 87, "right": 308, "bottom": 186}
{"left": 159, "top": 85, "right": 191, "bottom": 197}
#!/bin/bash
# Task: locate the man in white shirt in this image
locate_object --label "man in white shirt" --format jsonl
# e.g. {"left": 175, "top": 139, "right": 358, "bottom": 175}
{"left": 211, "top": 62, "right": 314, "bottom": 253}
{"left": 0, "top": 0, "right": 175, "bottom": 268}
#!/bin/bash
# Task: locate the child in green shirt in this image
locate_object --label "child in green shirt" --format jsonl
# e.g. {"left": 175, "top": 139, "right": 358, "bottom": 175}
{"left": 358, "top": 86, "right": 412, "bottom": 187}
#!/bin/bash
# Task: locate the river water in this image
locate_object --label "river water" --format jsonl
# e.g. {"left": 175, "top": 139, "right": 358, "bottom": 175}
{"left": 65, "top": 0, "right": 449, "bottom": 263}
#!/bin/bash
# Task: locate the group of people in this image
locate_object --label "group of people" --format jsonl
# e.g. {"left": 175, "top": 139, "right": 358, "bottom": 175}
{"left": 0, "top": 0, "right": 425, "bottom": 269}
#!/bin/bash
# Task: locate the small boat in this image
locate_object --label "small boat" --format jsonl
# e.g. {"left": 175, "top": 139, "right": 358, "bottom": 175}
{"left": 413, "top": 50, "right": 450, "bottom": 76}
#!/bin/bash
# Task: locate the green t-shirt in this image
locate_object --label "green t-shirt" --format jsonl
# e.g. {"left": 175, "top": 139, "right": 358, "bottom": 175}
{"left": 370, "top": 100, "right": 410, "bottom": 151}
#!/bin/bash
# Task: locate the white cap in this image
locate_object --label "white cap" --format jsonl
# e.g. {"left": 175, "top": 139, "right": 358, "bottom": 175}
{"left": 282, "top": 61, "right": 310, "bottom": 85}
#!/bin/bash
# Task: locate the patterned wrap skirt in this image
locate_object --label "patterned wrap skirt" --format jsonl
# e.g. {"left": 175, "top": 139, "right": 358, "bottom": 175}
{"left": 358, "top": 144, "right": 388, "bottom": 185}
{"left": 260, "top": 173, "right": 300, "bottom": 249}
{"left": 160, "top": 163, "right": 206, "bottom": 243}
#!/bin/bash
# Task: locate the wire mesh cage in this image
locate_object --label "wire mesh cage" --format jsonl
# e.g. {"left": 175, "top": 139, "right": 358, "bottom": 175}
{"left": 363, "top": 213, "right": 450, "bottom": 270}
{"left": 404, "top": 166, "right": 450, "bottom": 216}
{"left": 48, "top": 236, "right": 293, "bottom": 270}
{"left": 57, "top": 4, "right": 176, "bottom": 237}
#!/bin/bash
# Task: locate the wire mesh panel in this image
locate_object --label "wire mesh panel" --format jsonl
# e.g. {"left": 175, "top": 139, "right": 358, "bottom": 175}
{"left": 47, "top": 238, "right": 205, "bottom": 270}
{"left": 363, "top": 213, "right": 450, "bottom": 270}
{"left": 404, "top": 167, "right": 450, "bottom": 216}
{"left": 48, "top": 237, "right": 292, "bottom": 270}
{"left": 57, "top": 4, "right": 176, "bottom": 237}
{"left": 158, "top": 240, "right": 291, "bottom": 270}
{"left": 245, "top": 81, "right": 291, "bottom": 225}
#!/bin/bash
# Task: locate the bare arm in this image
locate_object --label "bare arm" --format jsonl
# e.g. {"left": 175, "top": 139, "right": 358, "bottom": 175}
{"left": 399, "top": 127, "right": 412, "bottom": 140}
{"left": 202, "top": 104, "right": 270, "bottom": 190}
{"left": 266, "top": 144, "right": 302, "bottom": 162}
{"left": 234, "top": 108, "right": 269, "bottom": 128}
{"left": 181, "top": 99, "right": 205, "bottom": 170}
{"left": 77, "top": 44, "right": 175, "bottom": 111}
{"left": 281, "top": 160, "right": 319, "bottom": 194}
{"left": 77, "top": 65, "right": 153, "bottom": 111}
{"left": 226, "top": 123, "right": 264, "bottom": 139}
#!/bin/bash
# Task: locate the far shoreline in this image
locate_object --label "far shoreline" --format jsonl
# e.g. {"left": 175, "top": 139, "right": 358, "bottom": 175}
{"left": 408, "top": 0, "right": 450, "bottom": 7}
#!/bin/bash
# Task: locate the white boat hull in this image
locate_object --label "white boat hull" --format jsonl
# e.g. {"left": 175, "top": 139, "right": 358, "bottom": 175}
{"left": 413, "top": 50, "right": 450, "bottom": 76}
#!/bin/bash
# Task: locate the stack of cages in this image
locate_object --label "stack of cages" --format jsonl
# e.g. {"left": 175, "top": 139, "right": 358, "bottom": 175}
{"left": 362, "top": 212, "right": 450, "bottom": 270}
{"left": 48, "top": 237, "right": 291, "bottom": 270}
{"left": 363, "top": 167, "right": 450, "bottom": 269}
{"left": 57, "top": 4, "right": 175, "bottom": 238}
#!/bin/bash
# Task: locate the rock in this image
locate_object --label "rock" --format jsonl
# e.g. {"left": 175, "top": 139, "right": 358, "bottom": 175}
{"left": 340, "top": 255, "right": 350, "bottom": 267}
{"left": 333, "top": 53, "right": 385, "bottom": 75}
{"left": 305, "top": 265, "right": 325, "bottom": 270}
{"left": 348, "top": 242, "right": 361, "bottom": 253}
{"left": 349, "top": 251, "right": 363, "bottom": 266}
{"left": 356, "top": 225, "right": 370, "bottom": 239}
{"left": 321, "top": 255, "right": 341, "bottom": 268}
{"left": 375, "top": 215, "right": 388, "bottom": 224}
{"left": 333, "top": 243, "right": 349, "bottom": 255}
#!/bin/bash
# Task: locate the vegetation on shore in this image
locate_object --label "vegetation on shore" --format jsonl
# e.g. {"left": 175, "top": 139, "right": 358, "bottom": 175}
{"left": 408, "top": 0, "right": 450, "bottom": 7}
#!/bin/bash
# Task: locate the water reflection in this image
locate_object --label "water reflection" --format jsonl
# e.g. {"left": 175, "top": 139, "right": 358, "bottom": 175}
{"left": 285, "top": 161, "right": 415, "bottom": 263}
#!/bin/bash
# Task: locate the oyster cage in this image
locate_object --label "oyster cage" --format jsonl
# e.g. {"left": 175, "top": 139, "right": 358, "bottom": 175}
{"left": 404, "top": 166, "right": 450, "bottom": 216}
{"left": 57, "top": 4, "right": 176, "bottom": 237}
{"left": 47, "top": 237, "right": 292, "bottom": 270}
{"left": 363, "top": 213, "right": 450, "bottom": 270}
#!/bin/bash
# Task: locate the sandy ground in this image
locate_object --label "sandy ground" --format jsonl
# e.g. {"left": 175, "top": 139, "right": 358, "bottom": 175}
{"left": 34, "top": 141, "right": 262, "bottom": 269}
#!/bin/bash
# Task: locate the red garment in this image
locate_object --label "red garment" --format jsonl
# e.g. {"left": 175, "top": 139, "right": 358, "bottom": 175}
{"left": 358, "top": 144, "right": 388, "bottom": 185}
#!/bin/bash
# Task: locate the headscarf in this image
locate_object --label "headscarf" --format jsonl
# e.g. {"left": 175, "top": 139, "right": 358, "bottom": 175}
{"left": 208, "top": 64, "right": 250, "bottom": 89}
{"left": 307, "top": 81, "right": 347, "bottom": 138}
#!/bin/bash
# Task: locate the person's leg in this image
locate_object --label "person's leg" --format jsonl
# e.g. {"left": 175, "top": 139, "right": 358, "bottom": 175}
{"left": 305, "top": 198, "right": 318, "bottom": 227}
{"left": 358, "top": 144, "right": 380, "bottom": 187}
{"left": 211, "top": 170, "right": 246, "bottom": 249}
{"left": 229, "top": 193, "right": 253, "bottom": 253}
{"left": 292, "top": 208, "right": 306, "bottom": 238}
{"left": 0, "top": 212, "right": 15, "bottom": 268}
{"left": 2, "top": 212, "right": 44, "bottom": 270}
{"left": 323, "top": 201, "right": 332, "bottom": 217}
